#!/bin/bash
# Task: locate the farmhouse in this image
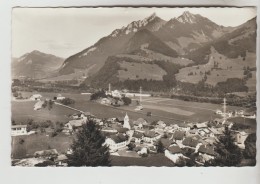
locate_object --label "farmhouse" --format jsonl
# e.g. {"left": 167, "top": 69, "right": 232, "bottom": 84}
{"left": 172, "top": 131, "right": 186, "bottom": 143}
{"left": 56, "top": 94, "right": 65, "bottom": 100}
{"left": 54, "top": 154, "right": 68, "bottom": 166}
{"left": 30, "top": 94, "right": 42, "bottom": 101}
{"left": 160, "top": 138, "right": 174, "bottom": 148}
{"left": 11, "top": 125, "right": 27, "bottom": 136}
{"left": 133, "top": 118, "right": 148, "bottom": 129}
{"left": 34, "top": 100, "right": 44, "bottom": 110}
{"left": 34, "top": 149, "right": 58, "bottom": 158}
{"left": 64, "top": 119, "right": 87, "bottom": 132}
{"left": 182, "top": 136, "right": 202, "bottom": 150}
{"left": 143, "top": 130, "right": 161, "bottom": 143}
{"left": 105, "top": 133, "right": 128, "bottom": 151}
{"left": 132, "top": 131, "right": 144, "bottom": 143}
{"left": 197, "top": 144, "right": 216, "bottom": 163}
{"left": 156, "top": 120, "right": 166, "bottom": 129}
{"left": 235, "top": 131, "right": 249, "bottom": 149}
{"left": 165, "top": 145, "right": 185, "bottom": 163}
{"left": 177, "top": 122, "right": 191, "bottom": 131}
{"left": 111, "top": 90, "right": 122, "bottom": 98}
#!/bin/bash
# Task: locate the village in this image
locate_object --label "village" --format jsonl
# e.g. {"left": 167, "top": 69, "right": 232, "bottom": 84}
{"left": 11, "top": 88, "right": 256, "bottom": 167}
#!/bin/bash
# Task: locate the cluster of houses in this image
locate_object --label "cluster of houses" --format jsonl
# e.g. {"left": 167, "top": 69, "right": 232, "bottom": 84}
{"left": 215, "top": 109, "right": 256, "bottom": 119}
{"left": 56, "top": 111, "right": 250, "bottom": 165}
{"left": 12, "top": 107, "right": 252, "bottom": 166}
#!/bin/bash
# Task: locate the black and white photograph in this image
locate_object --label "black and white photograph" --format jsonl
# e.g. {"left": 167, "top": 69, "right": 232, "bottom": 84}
{"left": 10, "top": 6, "right": 257, "bottom": 167}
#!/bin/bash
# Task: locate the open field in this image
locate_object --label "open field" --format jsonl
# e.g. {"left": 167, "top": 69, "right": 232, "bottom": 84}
{"left": 12, "top": 100, "right": 76, "bottom": 123}
{"left": 176, "top": 47, "right": 256, "bottom": 87}
{"left": 12, "top": 92, "right": 249, "bottom": 125}
{"left": 118, "top": 61, "right": 166, "bottom": 81}
{"left": 12, "top": 133, "right": 74, "bottom": 159}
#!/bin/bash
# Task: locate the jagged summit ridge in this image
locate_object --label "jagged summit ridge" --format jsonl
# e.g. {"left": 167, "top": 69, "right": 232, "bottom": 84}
{"left": 177, "top": 11, "right": 198, "bottom": 24}
{"left": 110, "top": 12, "right": 163, "bottom": 37}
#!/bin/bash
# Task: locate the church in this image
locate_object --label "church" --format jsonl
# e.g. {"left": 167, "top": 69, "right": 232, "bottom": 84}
{"left": 123, "top": 113, "right": 131, "bottom": 129}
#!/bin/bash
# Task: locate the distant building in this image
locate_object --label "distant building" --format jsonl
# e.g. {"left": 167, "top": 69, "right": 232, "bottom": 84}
{"left": 34, "top": 100, "right": 44, "bottom": 110}
{"left": 34, "top": 149, "right": 58, "bottom": 159}
{"left": 30, "top": 94, "right": 42, "bottom": 101}
{"left": 56, "top": 94, "right": 65, "bottom": 100}
{"left": 111, "top": 90, "right": 122, "bottom": 98}
{"left": 64, "top": 118, "right": 87, "bottom": 132}
{"left": 54, "top": 154, "right": 68, "bottom": 166}
{"left": 11, "top": 125, "right": 27, "bottom": 136}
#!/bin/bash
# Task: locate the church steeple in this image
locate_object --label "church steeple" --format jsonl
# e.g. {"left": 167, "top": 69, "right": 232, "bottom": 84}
{"left": 123, "top": 113, "right": 131, "bottom": 129}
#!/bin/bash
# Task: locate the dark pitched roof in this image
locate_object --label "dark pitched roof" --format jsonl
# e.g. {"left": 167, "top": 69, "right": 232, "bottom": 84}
{"left": 198, "top": 145, "right": 215, "bottom": 156}
{"left": 160, "top": 138, "right": 174, "bottom": 148}
{"left": 167, "top": 145, "right": 182, "bottom": 154}
{"left": 133, "top": 131, "right": 143, "bottom": 139}
{"left": 182, "top": 137, "right": 200, "bottom": 148}
{"left": 144, "top": 130, "right": 157, "bottom": 138}
{"left": 117, "top": 117, "right": 124, "bottom": 122}
{"left": 134, "top": 118, "right": 148, "bottom": 125}
{"left": 55, "top": 154, "right": 68, "bottom": 162}
{"left": 116, "top": 127, "right": 128, "bottom": 133}
{"left": 178, "top": 122, "right": 189, "bottom": 128}
{"left": 34, "top": 149, "right": 58, "bottom": 157}
{"left": 109, "top": 133, "right": 127, "bottom": 143}
{"left": 172, "top": 131, "right": 186, "bottom": 140}
{"left": 12, "top": 125, "right": 27, "bottom": 128}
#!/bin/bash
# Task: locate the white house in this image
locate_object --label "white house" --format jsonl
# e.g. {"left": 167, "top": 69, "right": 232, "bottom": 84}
{"left": 197, "top": 144, "right": 216, "bottom": 163}
{"left": 165, "top": 145, "right": 185, "bottom": 163}
{"left": 34, "top": 100, "right": 44, "bottom": 110}
{"left": 105, "top": 134, "right": 127, "bottom": 151}
{"left": 111, "top": 90, "right": 122, "bottom": 98}
{"left": 132, "top": 131, "right": 143, "bottom": 143}
{"left": 235, "top": 131, "right": 249, "bottom": 149}
{"left": 143, "top": 130, "right": 161, "bottom": 143}
{"left": 56, "top": 94, "right": 66, "bottom": 100}
{"left": 30, "top": 94, "right": 42, "bottom": 101}
{"left": 100, "top": 98, "right": 111, "bottom": 105}
{"left": 11, "top": 125, "right": 28, "bottom": 136}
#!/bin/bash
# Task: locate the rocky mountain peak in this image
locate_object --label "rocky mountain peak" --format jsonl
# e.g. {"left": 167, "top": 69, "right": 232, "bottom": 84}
{"left": 177, "top": 11, "right": 197, "bottom": 24}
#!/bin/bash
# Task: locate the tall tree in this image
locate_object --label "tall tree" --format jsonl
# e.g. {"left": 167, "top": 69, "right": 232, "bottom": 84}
{"left": 211, "top": 126, "right": 243, "bottom": 166}
{"left": 67, "top": 120, "right": 110, "bottom": 166}
{"left": 157, "top": 139, "right": 165, "bottom": 153}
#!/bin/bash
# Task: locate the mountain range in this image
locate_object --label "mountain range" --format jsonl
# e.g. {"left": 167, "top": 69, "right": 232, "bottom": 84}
{"left": 12, "top": 50, "right": 64, "bottom": 79}
{"left": 12, "top": 11, "right": 257, "bottom": 93}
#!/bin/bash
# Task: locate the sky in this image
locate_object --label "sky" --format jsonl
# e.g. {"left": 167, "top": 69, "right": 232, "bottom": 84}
{"left": 12, "top": 7, "right": 256, "bottom": 58}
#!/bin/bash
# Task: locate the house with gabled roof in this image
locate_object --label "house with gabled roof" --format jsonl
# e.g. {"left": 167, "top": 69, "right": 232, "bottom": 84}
{"left": 105, "top": 133, "right": 128, "bottom": 151}
{"left": 182, "top": 136, "right": 203, "bottom": 151}
{"left": 34, "top": 149, "right": 58, "bottom": 159}
{"left": 143, "top": 130, "right": 161, "bottom": 143}
{"left": 165, "top": 145, "right": 185, "bottom": 163}
{"left": 11, "top": 125, "right": 28, "bottom": 136}
{"left": 64, "top": 118, "right": 87, "bottom": 132}
{"left": 132, "top": 131, "right": 144, "bottom": 143}
{"left": 171, "top": 130, "right": 186, "bottom": 144}
{"left": 197, "top": 144, "right": 216, "bottom": 163}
